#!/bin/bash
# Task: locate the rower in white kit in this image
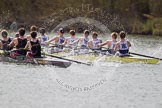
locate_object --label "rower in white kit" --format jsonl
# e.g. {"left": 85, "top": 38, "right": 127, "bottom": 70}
{"left": 88, "top": 32, "right": 102, "bottom": 53}
{"left": 63, "top": 30, "right": 78, "bottom": 47}
{"left": 70, "top": 30, "right": 90, "bottom": 54}
{"left": 62, "top": 30, "right": 79, "bottom": 54}
{"left": 115, "top": 31, "right": 131, "bottom": 56}
{"left": 77, "top": 30, "right": 89, "bottom": 54}
{"left": 38, "top": 28, "right": 49, "bottom": 46}
{"left": 98, "top": 32, "right": 118, "bottom": 55}
{"left": 45, "top": 28, "right": 65, "bottom": 53}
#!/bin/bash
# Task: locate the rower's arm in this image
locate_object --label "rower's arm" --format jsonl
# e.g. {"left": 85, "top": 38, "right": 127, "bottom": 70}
{"left": 98, "top": 41, "right": 108, "bottom": 47}
{"left": 88, "top": 41, "right": 93, "bottom": 49}
{"left": 9, "top": 40, "right": 13, "bottom": 46}
{"left": 127, "top": 41, "right": 131, "bottom": 47}
{"left": 9, "top": 38, "right": 17, "bottom": 47}
{"left": 45, "top": 37, "right": 57, "bottom": 44}
{"left": 79, "top": 38, "right": 84, "bottom": 44}
{"left": 0, "top": 41, "right": 2, "bottom": 49}
{"left": 26, "top": 35, "right": 31, "bottom": 41}
{"left": 25, "top": 41, "right": 31, "bottom": 50}
{"left": 62, "top": 38, "right": 68, "bottom": 46}
{"left": 114, "top": 43, "right": 119, "bottom": 51}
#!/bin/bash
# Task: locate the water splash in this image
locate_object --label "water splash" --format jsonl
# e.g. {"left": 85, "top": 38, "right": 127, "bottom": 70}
{"left": 41, "top": 3, "right": 124, "bottom": 33}
{"left": 52, "top": 17, "right": 110, "bottom": 34}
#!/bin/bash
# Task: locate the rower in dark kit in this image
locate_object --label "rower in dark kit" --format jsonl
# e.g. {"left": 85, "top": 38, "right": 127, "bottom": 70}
{"left": 25, "top": 31, "right": 41, "bottom": 58}
{"left": 15, "top": 32, "right": 19, "bottom": 38}
{"left": 114, "top": 31, "right": 131, "bottom": 56}
{"left": 0, "top": 30, "right": 13, "bottom": 51}
{"left": 26, "top": 25, "right": 38, "bottom": 41}
{"left": 9, "top": 28, "right": 28, "bottom": 57}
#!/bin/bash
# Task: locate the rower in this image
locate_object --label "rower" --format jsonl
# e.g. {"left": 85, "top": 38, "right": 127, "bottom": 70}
{"left": 9, "top": 28, "right": 28, "bottom": 56}
{"left": 62, "top": 30, "right": 78, "bottom": 49}
{"left": 45, "top": 28, "right": 65, "bottom": 52}
{"left": 68, "top": 30, "right": 90, "bottom": 53}
{"left": 88, "top": 32, "right": 102, "bottom": 51}
{"left": 38, "top": 28, "right": 48, "bottom": 46}
{"left": 114, "top": 31, "right": 131, "bottom": 57}
{"left": 26, "top": 25, "right": 38, "bottom": 41}
{"left": 15, "top": 32, "right": 19, "bottom": 38}
{"left": 25, "top": 31, "right": 41, "bottom": 58}
{"left": 0, "top": 30, "right": 12, "bottom": 51}
{"left": 73, "top": 30, "right": 90, "bottom": 48}
{"left": 76, "top": 30, "right": 90, "bottom": 54}
{"left": 98, "top": 32, "right": 118, "bottom": 55}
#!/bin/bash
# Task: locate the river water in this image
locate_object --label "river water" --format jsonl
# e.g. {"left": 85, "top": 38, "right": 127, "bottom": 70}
{"left": 0, "top": 33, "right": 162, "bottom": 108}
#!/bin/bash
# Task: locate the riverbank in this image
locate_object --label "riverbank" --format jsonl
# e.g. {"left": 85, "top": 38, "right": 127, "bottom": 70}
{"left": 127, "top": 18, "right": 162, "bottom": 36}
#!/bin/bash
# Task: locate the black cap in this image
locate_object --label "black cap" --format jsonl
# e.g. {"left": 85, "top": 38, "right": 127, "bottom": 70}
{"left": 58, "top": 28, "right": 64, "bottom": 34}
{"left": 39, "top": 28, "right": 45, "bottom": 34}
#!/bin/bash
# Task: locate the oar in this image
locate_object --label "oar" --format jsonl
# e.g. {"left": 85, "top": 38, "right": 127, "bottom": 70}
{"left": 49, "top": 43, "right": 76, "bottom": 49}
{"left": 48, "top": 44, "right": 60, "bottom": 48}
{"left": 45, "top": 53, "right": 92, "bottom": 66}
{"left": 130, "top": 52, "right": 162, "bottom": 60}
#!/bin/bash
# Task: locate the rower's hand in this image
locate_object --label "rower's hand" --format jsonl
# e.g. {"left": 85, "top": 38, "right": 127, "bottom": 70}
{"left": 7, "top": 44, "right": 11, "bottom": 47}
{"left": 58, "top": 44, "right": 63, "bottom": 46}
{"left": 57, "top": 42, "right": 63, "bottom": 46}
{"left": 7, "top": 44, "right": 13, "bottom": 49}
{"left": 69, "top": 43, "right": 73, "bottom": 45}
{"left": 97, "top": 44, "right": 101, "bottom": 48}
{"left": 21, "top": 48, "right": 30, "bottom": 51}
{"left": 44, "top": 41, "right": 49, "bottom": 45}
{"left": 23, "top": 48, "right": 27, "bottom": 50}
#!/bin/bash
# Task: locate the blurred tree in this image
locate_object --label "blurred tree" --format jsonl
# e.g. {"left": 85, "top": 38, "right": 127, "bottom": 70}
{"left": 149, "top": 0, "right": 162, "bottom": 17}
{"left": 0, "top": 0, "right": 162, "bottom": 35}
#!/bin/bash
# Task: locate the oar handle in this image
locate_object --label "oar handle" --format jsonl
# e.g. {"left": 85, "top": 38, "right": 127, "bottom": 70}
{"left": 49, "top": 43, "right": 72, "bottom": 49}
